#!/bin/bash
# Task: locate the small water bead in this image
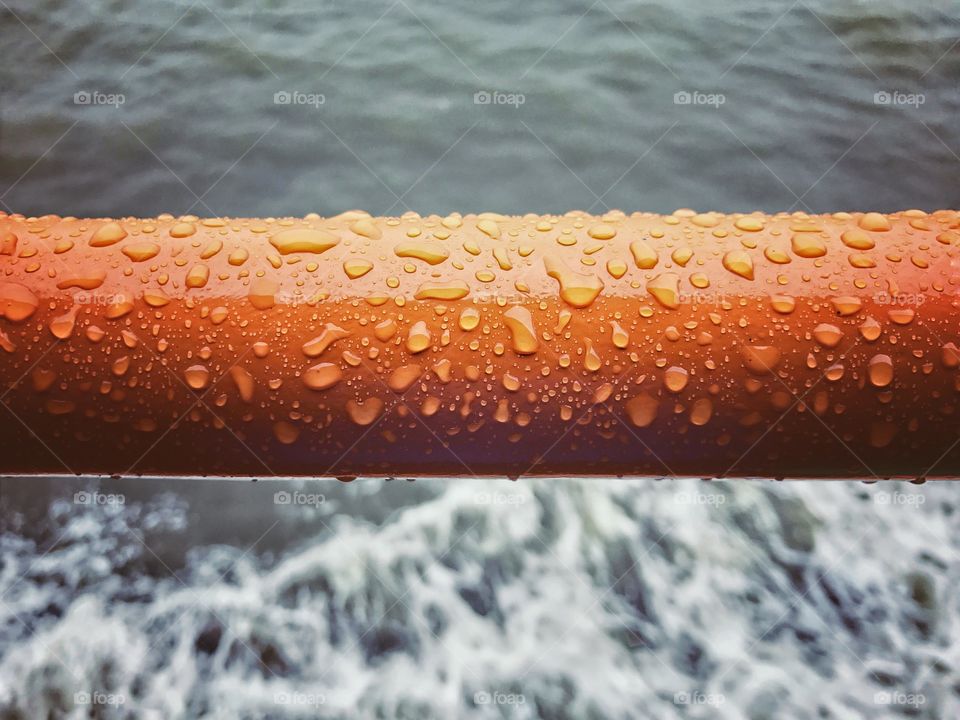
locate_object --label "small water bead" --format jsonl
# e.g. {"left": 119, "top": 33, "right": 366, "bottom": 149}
{"left": 248, "top": 278, "right": 279, "bottom": 310}
{"left": 887, "top": 308, "right": 915, "bottom": 325}
{"left": 689, "top": 273, "right": 709, "bottom": 289}
{"left": 186, "top": 264, "right": 209, "bottom": 288}
{"left": 610, "top": 321, "right": 629, "bottom": 349}
{"left": 770, "top": 295, "right": 795, "bottom": 314}
{"left": 848, "top": 253, "right": 876, "bottom": 269}
{"left": 111, "top": 355, "right": 130, "bottom": 377}
{"left": 476, "top": 219, "right": 500, "bottom": 239}
{"left": 671, "top": 246, "right": 693, "bottom": 267}
{"left": 228, "top": 248, "right": 249, "bottom": 266}
{"left": 49, "top": 306, "right": 79, "bottom": 339}
{"left": 583, "top": 339, "right": 602, "bottom": 372}
{"left": 503, "top": 373, "right": 521, "bottom": 392}
{"left": 734, "top": 216, "right": 764, "bottom": 232}
{"left": 868, "top": 354, "right": 894, "bottom": 387}
{"left": 606, "top": 259, "right": 627, "bottom": 279}
{"left": 764, "top": 246, "right": 791, "bottom": 264}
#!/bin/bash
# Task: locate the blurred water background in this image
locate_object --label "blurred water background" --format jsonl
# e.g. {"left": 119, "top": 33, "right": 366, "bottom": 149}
{"left": 2, "top": 0, "right": 960, "bottom": 717}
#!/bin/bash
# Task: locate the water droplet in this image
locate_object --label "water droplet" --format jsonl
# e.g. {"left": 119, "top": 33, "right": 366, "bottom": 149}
{"left": 49, "top": 306, "right": 79, "bottom": 339}
{"left": 584, "top": 339, "right": 602, "bottom": 372}
{"left": 646, "top": 273, "right": 680, "bottom": 309}
{"left": 830, "top": 296, "right": 861, "bottom": 316}
{"left": 0, "top": 282, "right": 39, "bottom": 322}
{"left": 690, "top": 397, "right": 713, "bottom": 425}
{"left": 664, "top": 366, "right": 688, "bottom": 392}
{"left": 406, "top": 321, "right": 431, "bottom": 353}
{"left": 248, "top": 278, "right": 279, "bottom": 310}
{"left": 415, "top": 281, "right": 469, "bottom": 300}
{"left": 791, "top": 234, "right": 826, "bottom": 258}
{"left": 544, "top": 257, "right": 603, "bottom": 308}
{"left": 887, "top": 308, "right": 914, "bottom": 325}
{"left": 89, "top": 222, "right": 127, "bottom": 247}
{"left": 186, "top": 264, "right": 209, "bottom": 289}
{"left": 722, "top": 250, "right": 754, "bottom": 280}
{"left": 629, "top": 239, "right": 659, "bottom": 269}
{"left": 169, "top": 222, "right": 197, "bottom": 238}
{"left": 735, "top": 216, "right": 764, "bottom": 232}
{"left": 588, "top": 224, "right": 616, "bottom": 240}
{"left": 503, "top": 306, "right": 539, "bottom": 355}
{"left": 270, "top": 228, "right": 340, "bottom": 255}
{"left": 184, "top": 364, "right": 210, "bottom": 390}
{"left": 742, "top": 345, "right": 781, "bottom": 374}
{"left": 858, "top": 212, "right": 890, "bottom": 232}
{"left": 458, "top": 308, "right": 480, "bottom": 332}
{"left": 346, "top": 397, "right": 384, "bottom": 425}
{"left": 350, "top": 217, "right": 382, "bottom": 239}
{"left": 394, "top": 240, "right": 449, "bottom": 265}
{"left": 476, "top": 219, "right": 500, "bottom": 238}
{"left": 813, "top": 323, "right": 843, "bottom": 348}
{"left": 273, "top": 420, "right": 300, "bottom": 444}
{"left": 303, "top": 362, "right": 343, "bottom": 390}
{"left": 848, "top": 253, "right": 876, "bottom": 269}
{"left": 230, "top": 366, "right": 255, "bottom": 402}
{"left": 764, "top": 247, "right": 791, "bottom": 264}
{"left": 302, "top": 323, "right": 351, "bottom": 357}
{"left": 859, "top": 317, "right": 881, "bottom": 341}
{"left": 122, "top": 242, "right": 161, "bottom": 262}
{"left": 610, "top": 321, "right": 629, "bottom": 349}
{"left": 868, "top": 354, "right": 893, "bottom": 388}
{"left": 625, "top": 392, "right": 659, "bottom": 427}
{"left": 770, "top": 295, "right": 795, "bottom": 314}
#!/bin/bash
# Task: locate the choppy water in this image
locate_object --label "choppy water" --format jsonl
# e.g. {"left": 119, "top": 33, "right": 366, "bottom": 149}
{"left": 1, "top": 0, "right": 959, "bottom": 217}
{"left": 3, "top": 1, "right": 960, "bottom": 718}
{"left": 1, "top": 477, "right": 958, "bottom": 719}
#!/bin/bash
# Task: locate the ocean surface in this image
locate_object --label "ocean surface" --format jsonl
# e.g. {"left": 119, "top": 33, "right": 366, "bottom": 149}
{"left": 2, "top": 0, "right": 960, "bottom": 718}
